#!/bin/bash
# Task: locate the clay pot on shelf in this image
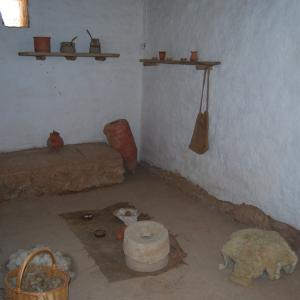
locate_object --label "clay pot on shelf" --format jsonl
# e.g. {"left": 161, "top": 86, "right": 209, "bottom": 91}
{"left": 60, "top": 36, "right": 77, "bottom": 61}
{"left": 159, "top": 51, "right": 166, "bottom": 61}
{"left": 190, "top": 51, "right": 199, "bottom": 62}
{"left": 33, "top": 36, "right": 51, "bottom": 60}
{"left": 47, "top": 130, "right": 64, "bottom": 152}
{"left": 33, "top": 37, "right": 51, "bottom": 52}
{"left": 86, "top": 30, "right": 102, "bottom": 61}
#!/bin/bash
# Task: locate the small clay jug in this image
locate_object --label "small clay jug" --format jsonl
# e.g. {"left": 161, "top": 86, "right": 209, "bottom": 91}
{"left": 159, "top": 51, "right": 166, "bottom": 61}
{"left": 47, "top": 131, "right": 64, "bottom": 152}
{"left": 190, "top": 51, "right": 198, "bottom": 62}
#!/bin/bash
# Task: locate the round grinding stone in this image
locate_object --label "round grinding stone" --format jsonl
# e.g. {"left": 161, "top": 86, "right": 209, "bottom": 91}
{"left": 123, "top": 221, "right": 170, "bottom": 272}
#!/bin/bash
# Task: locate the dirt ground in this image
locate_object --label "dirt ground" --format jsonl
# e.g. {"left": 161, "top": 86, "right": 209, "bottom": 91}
{"left": 1, "top": 167, "right": 299, "bottom": 300}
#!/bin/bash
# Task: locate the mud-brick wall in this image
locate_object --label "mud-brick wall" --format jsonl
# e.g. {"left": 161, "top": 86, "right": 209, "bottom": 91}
{"left": 0, "top": 0, "right": 144, "bottom": 152}
{"left": 141, "top": 0, "right": 300, "bottom": 229}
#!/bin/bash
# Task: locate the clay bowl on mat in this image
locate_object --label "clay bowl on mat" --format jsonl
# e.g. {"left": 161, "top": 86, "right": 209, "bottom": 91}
{"left": 94, "top": 229, "right": 106, "bottom": 238}
{"left": 81, "top": 212, "right": 94, "bottom": 221}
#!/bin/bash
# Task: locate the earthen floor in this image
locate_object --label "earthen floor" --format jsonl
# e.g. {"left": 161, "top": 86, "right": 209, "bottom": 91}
{"left": 1, "top": 167, "right": 299, "bottom": 300}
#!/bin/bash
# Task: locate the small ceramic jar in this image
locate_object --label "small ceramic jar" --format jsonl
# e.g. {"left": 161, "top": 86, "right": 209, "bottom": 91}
{"left": 190, "top": 51, "right": 198, "bottom": 62}
{"left": 159, "top": 51, "right": 166, "bottom": 61}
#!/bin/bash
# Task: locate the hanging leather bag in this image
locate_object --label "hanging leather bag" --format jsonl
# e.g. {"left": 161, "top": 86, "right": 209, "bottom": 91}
{"left": 189, "top": 68, "right": 210, "bottom": 154}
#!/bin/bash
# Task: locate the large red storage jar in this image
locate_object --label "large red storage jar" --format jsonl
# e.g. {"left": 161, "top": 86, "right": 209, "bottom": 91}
{"left": 103, "top": 119, "right": 137, "bottom": 173}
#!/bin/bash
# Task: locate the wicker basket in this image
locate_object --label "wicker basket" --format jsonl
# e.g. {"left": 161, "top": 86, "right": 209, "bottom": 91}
{"left": 4, "top": 247, "right": 70, "bottom": 300}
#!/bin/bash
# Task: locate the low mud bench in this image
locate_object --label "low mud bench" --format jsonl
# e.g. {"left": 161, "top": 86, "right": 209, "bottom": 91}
{"left": 0, "top": 143, "right": 124, "bottom": 201}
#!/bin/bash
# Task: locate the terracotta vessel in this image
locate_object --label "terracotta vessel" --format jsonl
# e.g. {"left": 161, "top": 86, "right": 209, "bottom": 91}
{"left": 116, "top": 226, "right": 127, "bottom": 241}
{"left": 33, "top": 37, "right": 51, "bottom": 52}
{"left": 103, "top": 119, "right": 137, "bottom": 173}
{"left": 47, "top": 130, "right": 64, "bottom": 152}
{"left": 190, "top": 51, "right": 198, "bottom": 62}
{"left": 33, "top": 37, "right": 51, "bottom": 60}
{"left": 159, "top": 51, "right": 166, "bottom": 61}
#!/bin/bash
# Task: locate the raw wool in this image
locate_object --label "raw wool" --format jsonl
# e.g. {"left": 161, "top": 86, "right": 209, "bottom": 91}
{"left": 8, "top": 270, "right": 64, "bottom": 293}
{"left": 220, "top": 228, "right": 298, "bottom": 286}
{"left": 114, "top": 208, "right": 139, "bottom": 225}
{"left": 6, "top": 246, "right": 75, "bottom": 279}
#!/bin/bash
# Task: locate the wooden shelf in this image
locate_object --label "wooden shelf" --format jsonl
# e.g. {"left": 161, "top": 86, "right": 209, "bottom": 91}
{"left": 18, "top": 52, "right": 120, "bottom": 61}
{"left": 140, "top": 59, "right": 221, "bottom": 70}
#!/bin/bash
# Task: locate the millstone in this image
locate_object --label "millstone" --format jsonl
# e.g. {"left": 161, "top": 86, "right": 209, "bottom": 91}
{"left": 123, "top": 221, "right": 170, "bottom": 272}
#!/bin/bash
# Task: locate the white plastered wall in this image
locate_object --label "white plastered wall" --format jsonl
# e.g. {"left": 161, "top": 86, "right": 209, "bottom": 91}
{"left": 141, "top": 0, "right": 300, "bottom": 229}
{"left": 1, "top": 0, "right": 299, "bottom": 229}
{"left": 0, "top": 0, "right": 144, "bottom": 152}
